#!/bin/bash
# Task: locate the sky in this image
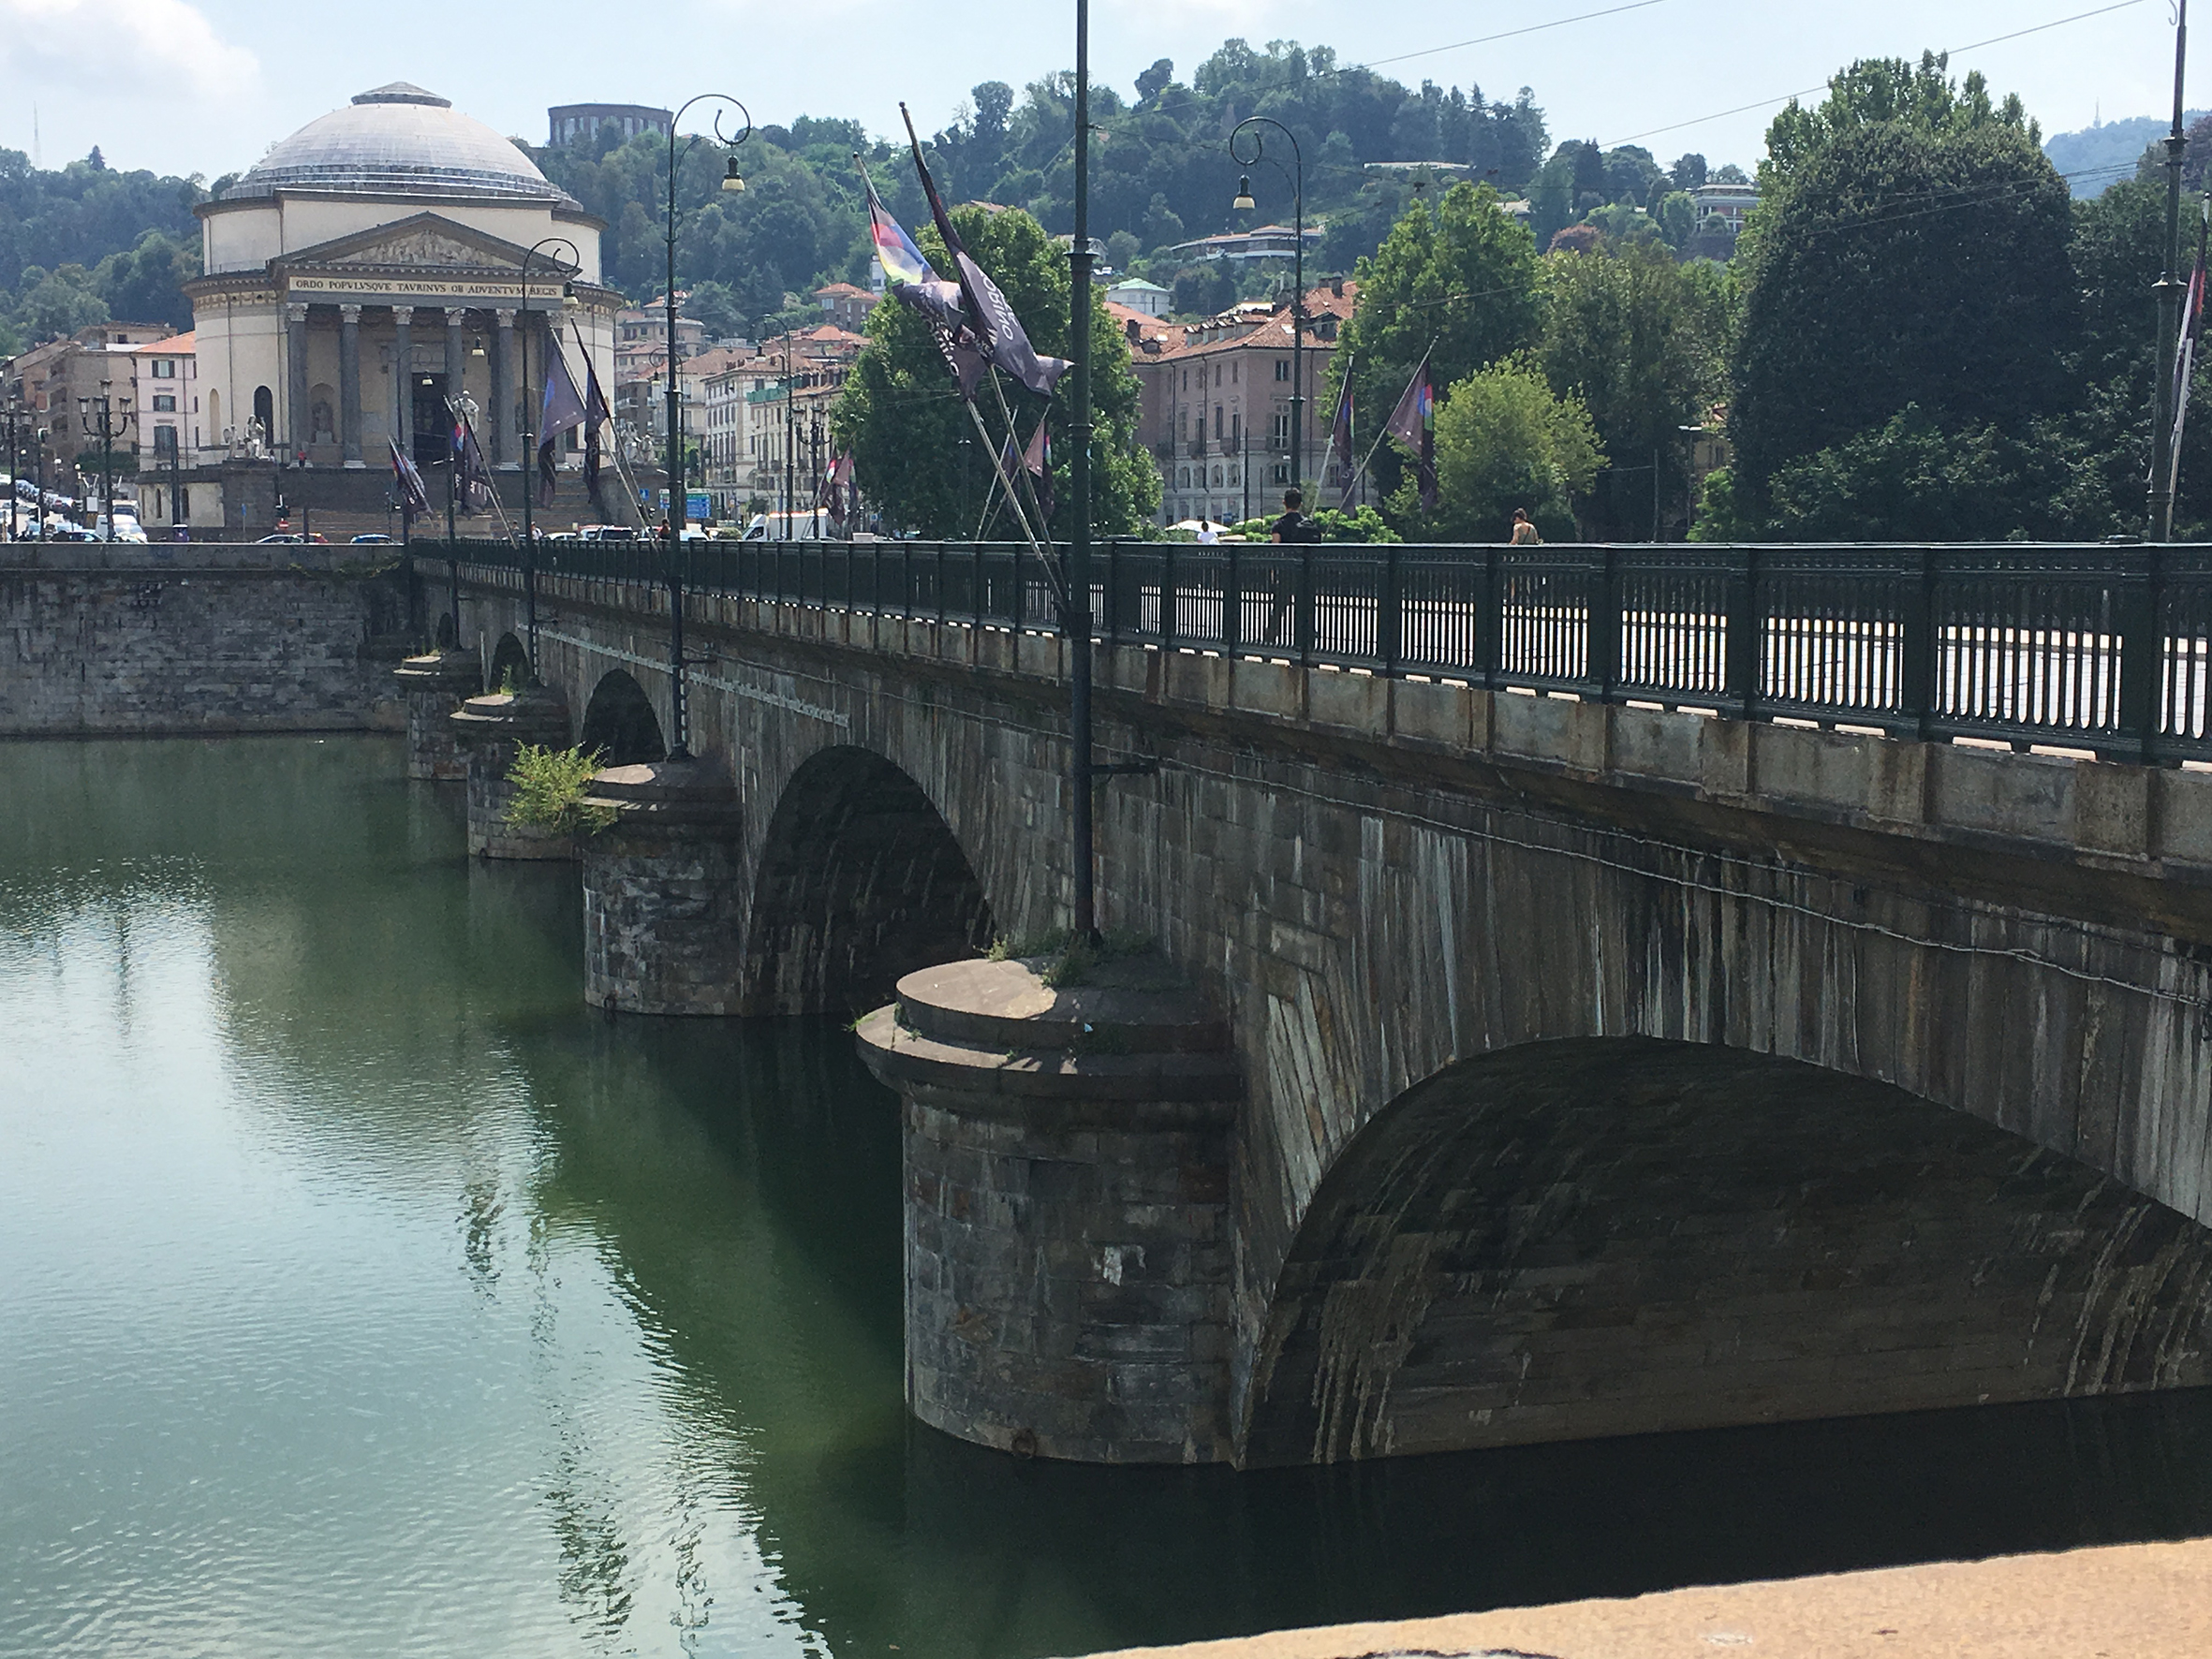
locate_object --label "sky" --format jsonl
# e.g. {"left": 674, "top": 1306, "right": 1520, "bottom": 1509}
{"left": 0, "top": 0, "right": 2190, "bottom": 183}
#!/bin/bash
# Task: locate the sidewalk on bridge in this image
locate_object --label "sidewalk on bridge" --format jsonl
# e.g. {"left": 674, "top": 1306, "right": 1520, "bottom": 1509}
{"left": 1069, "top": 1536, "right": 2212, "bottom": 1659}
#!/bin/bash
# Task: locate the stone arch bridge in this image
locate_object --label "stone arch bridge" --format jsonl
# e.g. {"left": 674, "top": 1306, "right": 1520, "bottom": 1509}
{"left": 425, "top": 551, "right": 2212, "bottom": 1467}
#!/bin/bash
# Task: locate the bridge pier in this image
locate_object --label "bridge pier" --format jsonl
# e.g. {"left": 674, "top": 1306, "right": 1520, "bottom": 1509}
{"left": 857, "top": 955, "right": 1242, "bottom": 1464}
{"left": 450, "top": 686, "right": 573, "bottom": 859}
{"left": 578, "top": 760, "right": 746, "bottom": 1016}
{"left": 391, "top": 651, "right": 480, "bottom": 781}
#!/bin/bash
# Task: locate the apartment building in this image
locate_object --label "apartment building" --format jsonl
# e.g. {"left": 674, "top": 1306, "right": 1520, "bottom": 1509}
{"left": 1121, "top": 282, "right": 1356, "bottom": 527}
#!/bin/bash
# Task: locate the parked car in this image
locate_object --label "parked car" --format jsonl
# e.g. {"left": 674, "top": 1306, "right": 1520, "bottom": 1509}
{"left": 349, "top": 534, "right": 394, "bottom": 544}
{"left": 257, "top": 534, "right": 306, "bottom": 544}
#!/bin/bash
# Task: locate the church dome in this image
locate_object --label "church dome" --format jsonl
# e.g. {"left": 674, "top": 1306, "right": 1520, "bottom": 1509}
{"left": 222, "top": 83, "right": 579, "bottom": 207}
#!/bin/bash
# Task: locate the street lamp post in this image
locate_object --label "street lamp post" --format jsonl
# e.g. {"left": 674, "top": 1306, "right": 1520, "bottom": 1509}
{"left": 77, "top": 385, "right": 134, "bottom": 541}
{"left": 1069, "top": 0, "right": 1098, "bottom": 938}
{"left": 780, "top": 332, "right": 796, "bottom": 537}
{"left": 3, "top": 400, "right": 20, "bottom": 540}
{"left": 2151, "top": 0, "right": 2190, "bottom": 540}
{"left": 443, "top": 389, "right": 477, "bottom": 649}
{"left": 168, "top": 427, "right": 185, "bottom": 539}
{"left": 1230, "top": 117, "right": 1305, "bottom": 500}
{"left": 518, "top": 236, "right": 581, "bottom": 681}
{"left": 660, "top": 94, "right": 751, "bottom": 759}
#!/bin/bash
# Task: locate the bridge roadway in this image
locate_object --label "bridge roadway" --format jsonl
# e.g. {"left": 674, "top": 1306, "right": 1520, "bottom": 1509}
{"left": 411, "top": 537, "right": 2212, "bottom": 1467}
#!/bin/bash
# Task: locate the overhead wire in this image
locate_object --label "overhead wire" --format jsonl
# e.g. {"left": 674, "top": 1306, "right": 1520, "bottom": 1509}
{"left": 1606, "top": 0, "right": 2154, "bottom": 147}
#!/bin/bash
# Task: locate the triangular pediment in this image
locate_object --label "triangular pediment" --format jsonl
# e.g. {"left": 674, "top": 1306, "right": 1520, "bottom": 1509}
{"left": 276, "top": 213, "right": 577, "bottom": 276}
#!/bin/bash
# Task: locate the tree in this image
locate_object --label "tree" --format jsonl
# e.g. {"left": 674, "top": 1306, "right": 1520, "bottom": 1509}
{"left": 12, "top": 264, "right": 107, "bottom": 344}
{"left": 1413, "top": 359, "right": 1601, "bottom": 540}
{"left": 1334, "top": 181, "right": 1543, "bottom": 503}
{"left": 833, "top": 205, "right": 1157, "bottom": 537}
{"left": 1669, "top": 153, "right": 1709, "bottom": 191}
{"left": 1652, "top": 190, "right": 1698, "bottom": 249}
{"left": 683, "top": 280, "right": 749, "bottom": 342}
{"left": 1170, "top": 263, "right": 1232, "bottom": 318}
{"left": 92, "top": 230, "right": 198, "bottom": 328}
{"left": 1135, "top": 59, "right": 1174, "bottom": 104}
{"left": 1756, "top": 405, "right": 2072, "bottom": 540}
{"left": 1729, "top": 56, "right": 2076, "bottom": 521}
{"left": 1538, "top": 239, "right": 1730, "bottom": 537}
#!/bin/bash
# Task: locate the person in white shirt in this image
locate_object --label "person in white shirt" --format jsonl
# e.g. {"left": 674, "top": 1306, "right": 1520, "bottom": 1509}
{"left": 1196, "top": 518, "right": 1220, "bottom": 544}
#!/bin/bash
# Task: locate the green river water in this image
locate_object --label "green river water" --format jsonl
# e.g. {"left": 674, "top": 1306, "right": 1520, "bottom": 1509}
{"left": 4, "top": 735, "right": 2210, "bottom": 1658}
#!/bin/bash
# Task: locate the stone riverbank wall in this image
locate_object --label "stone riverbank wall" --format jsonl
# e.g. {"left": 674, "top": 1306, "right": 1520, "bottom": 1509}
{"left": 0, "top": 544, "right": 414, "bottom": 737}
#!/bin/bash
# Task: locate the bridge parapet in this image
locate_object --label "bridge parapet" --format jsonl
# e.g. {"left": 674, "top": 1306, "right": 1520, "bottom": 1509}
{"left": 456, "top": 547, "right": 2212, "bottom": 903}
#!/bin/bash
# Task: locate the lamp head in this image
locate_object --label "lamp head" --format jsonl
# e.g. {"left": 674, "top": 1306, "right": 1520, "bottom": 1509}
{"left": 722, "top": 156, "right": 745, "bottom": 193}
{"left": 1232, "top": 175, "right": 1256, "bottom": 212}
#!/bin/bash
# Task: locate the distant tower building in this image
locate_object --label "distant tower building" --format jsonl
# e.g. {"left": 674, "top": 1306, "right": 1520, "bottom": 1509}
{"left": 547, "top": 104, "right": 674, "bottom": 148}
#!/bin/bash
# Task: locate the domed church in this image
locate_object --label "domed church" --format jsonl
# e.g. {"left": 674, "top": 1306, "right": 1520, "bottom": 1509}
{"left": 185, "top": 82, "right": 621, "bottom": 478}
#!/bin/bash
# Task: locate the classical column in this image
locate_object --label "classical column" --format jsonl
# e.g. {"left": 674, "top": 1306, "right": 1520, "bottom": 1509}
{"left": 284, "top": 301, "right": 309, "bottom": 462}
{"left": 338, "top": 303, "right": 364, "bottom": 467}
{"left": 392, "top": 307, "right": 414, "bottom": 457}
{"left": 492, "top": 308, "right": 516, "bottom": 468}
{"left": 445, "top": 307, "right": 466, "bottom": 412}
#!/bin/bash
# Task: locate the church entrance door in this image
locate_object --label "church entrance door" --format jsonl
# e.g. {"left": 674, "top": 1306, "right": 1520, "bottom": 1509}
{"left": 412, "top": 374, "right": 449, "bottom": 467}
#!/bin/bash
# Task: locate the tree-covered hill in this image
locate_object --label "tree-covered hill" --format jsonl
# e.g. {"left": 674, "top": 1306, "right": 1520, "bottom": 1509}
{"left": 0, "top": 149, "right": 206, "bottom": 353}
{"left": 1, "top": 36, "right": 1762, "bottom": 355}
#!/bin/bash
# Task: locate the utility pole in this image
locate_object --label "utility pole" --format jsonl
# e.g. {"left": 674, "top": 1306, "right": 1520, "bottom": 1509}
{"left": 1069, "top": 0, "right": 1097, "bottom": 938}
{"left": 2152, "top": 0, "right": 2191, "bottom": 541}
{"left": 782, "top": 332, "right": 795, "bottom": 538}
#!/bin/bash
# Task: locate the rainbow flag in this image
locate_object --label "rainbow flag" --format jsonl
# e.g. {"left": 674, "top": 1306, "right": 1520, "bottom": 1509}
{"left": 862, "top": 167, "right": 933, "bottom": 289}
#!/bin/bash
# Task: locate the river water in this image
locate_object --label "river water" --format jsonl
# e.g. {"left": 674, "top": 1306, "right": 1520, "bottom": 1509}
{"left": 4, "top": 735, "right": 2210, "bottom": 1659}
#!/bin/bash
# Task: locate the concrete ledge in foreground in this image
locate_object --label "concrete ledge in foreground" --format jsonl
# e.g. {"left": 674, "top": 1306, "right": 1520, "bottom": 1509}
{"left": 1067, "top": 1536, "right": 2212, "bottom": 1659}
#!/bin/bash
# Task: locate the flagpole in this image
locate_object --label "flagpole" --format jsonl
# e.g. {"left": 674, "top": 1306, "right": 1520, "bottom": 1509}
{"left": 985, "top": 371, "right": 1066, "bottom": 585}
{"left": 964, "top": 389, "right": 1069, "bottom": 616}
{"left": 1341, "top": 340, "right": 1438, "bottom": 507}
{"left": 1069, "top": 0, "right": 1097, "bottom": 940}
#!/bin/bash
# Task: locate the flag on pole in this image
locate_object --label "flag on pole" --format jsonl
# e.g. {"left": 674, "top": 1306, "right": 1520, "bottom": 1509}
{"left": 390, "top": 438, "right": 430, "bottom": 520}
{"left": 2172, "top": 200, "right": 2210, "bottom": 496}
{"left": 570, "top": 322, "right": 612, "bottom": 512}
{"left": 538, "top": 345, "right": 587, "bottom": 507}
{"left": 453, "top": 412, "right": 494, "bottom": 515}
{"left": 900, "top": 104, "right": 1070, "bottom": 398}
{"left": 1328, "top": 366, "right": 1356, "bottom": 511}
{"left": 858, "top": 154, "right": 986, "bottom": 399}
{"left": 1023, "top": 416, "right": 1054, "bottom": 523}
{"left": 1386, "top": 361, "right": 1438, "bottom": 512}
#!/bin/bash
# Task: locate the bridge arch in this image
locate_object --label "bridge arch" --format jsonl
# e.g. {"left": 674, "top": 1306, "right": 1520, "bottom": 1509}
{"left": 740, "top": 744, "right": 996, "bottom": 1017}
{"left": 487, "top": 632, "right": 531, "bottom": 693}
{"left": 580, "top": 670, "right": 666, "bottom": 765}
{"left": 1239, "top": 1036, "right": 2212, "bottom": 1467}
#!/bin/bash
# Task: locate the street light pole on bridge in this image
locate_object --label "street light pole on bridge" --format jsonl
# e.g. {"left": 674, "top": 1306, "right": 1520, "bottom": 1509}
{"left": 661, "top": 94, "right": 752, "bottom": 760}
{"left": 2151, "top": 0, "right": 2191, "bottom": 542}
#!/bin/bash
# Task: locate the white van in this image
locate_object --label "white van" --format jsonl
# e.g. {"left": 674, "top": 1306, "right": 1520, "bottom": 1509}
{"left": 743, "top": 510, "right": 832, "bottom": 542}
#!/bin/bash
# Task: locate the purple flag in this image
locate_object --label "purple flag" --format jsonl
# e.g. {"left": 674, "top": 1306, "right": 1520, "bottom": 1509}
{"left": 1386, "top": 361, "right": 1437, "bottom": 512}
{"left": 538, "top": 345, "right": 588, "bottom": 507}
{"left": 900, "top": 104, "right": 1069, "bottom": 398}
{"left": 1329, "top": 370, "right": 1355, "bottom": 511}
{"left": 390, "top": 438, "right": 429, "bottom": 520}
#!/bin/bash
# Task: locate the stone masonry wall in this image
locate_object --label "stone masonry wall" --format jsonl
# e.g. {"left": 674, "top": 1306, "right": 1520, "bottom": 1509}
{"left": 2, "top": 551, "right": 411, "bottom": 736}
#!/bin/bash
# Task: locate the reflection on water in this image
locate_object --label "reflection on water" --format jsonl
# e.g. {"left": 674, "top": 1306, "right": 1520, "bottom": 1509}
{"left": 3, "top": 736, "right": 2209, "bottom": 1659}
